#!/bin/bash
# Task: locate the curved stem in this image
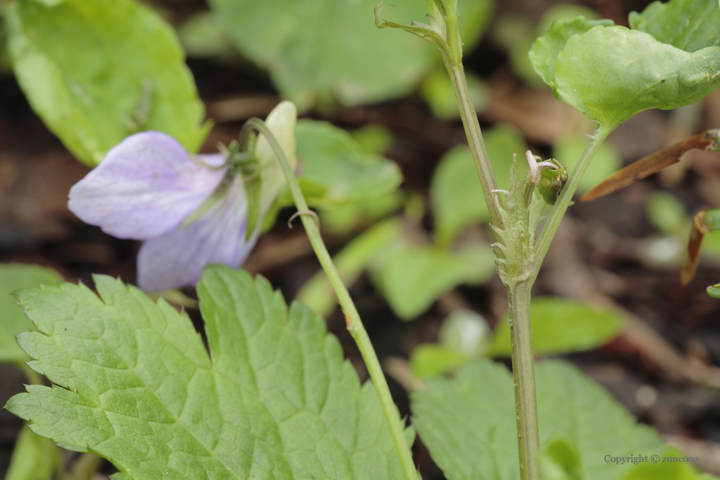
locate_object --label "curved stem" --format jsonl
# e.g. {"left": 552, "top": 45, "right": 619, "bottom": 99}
{"left": 531, "top": 126, "right": 610, "bottom": 281}
{"left": 243, "top": 119, "right": 417, "bottom": 480}
{"left": 508, "top": 282, "right": 539, "bottom": 480}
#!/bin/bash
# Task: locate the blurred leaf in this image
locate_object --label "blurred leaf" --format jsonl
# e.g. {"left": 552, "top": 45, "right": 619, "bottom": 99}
{"left": 319, "top": 191, "right": 404, "bottom": 235}
{"left": 410, "top": 344, "right": 467, "bottom": 379}
{"left": 5, "top": 427, "right": 60, "bottom": 480}
{"left": 297, "top": 218, "right": 405, "bottom": 316}
{"left": 619, "top": 447, "right": 719, "bottom": 480}
{"left": 176, "top": 11, "right": 232, "bottom": 58}
{"left": 410, "top": 309, "right": 492, "bottom": 379}
{"left": 411, "top": 359, "right": 664, "bottom": 480}
{"left": 0, "top": 264, "right": 62, "bottom": 365}
{"left": 488, "top": 297, "right": 624, "bottom": 357}
{"left": 370, "top": 242, "right": 495, "bottom": 320}
{"left": 553, "top": 134, "right": 621, "bottom": 194}
{"left": 439, "top": 309, "right": 491, "bottom": 357}
{"left": 630, "top": 0, "right": 720, "bottom": 53}
{"left": 646, "top": 191, "right": 690, "bottom": 237}
{"left": 708, "top": 284, "right": 720, "bottom": 299}
{"left": 538, "top": 438, "right": 583, "bottom": 480}
{"left": 208, "top": 0, "right": 492, "bottom": 110}
{"left": 421, "top": 69, "right": 487, "bottom": 119}
{"left": 351, "top": 124, "right": 394, "bottom": 155}
{"left": 5, "top": 0, "right": 209, "bottom": 166}
{"left": 294, "top": 120, "right": 403, "bottom": 206}
{"left": 492, "top": 15, "right": 541, "bottom": 86}
{"left": 532, "top": 23, "right": 720, "bottom": 131}
{"left": 494, "top": 6, "right": 601, "bottom": 87}
{"left": 431, "top": 125, "right": 528, "bottom": 247}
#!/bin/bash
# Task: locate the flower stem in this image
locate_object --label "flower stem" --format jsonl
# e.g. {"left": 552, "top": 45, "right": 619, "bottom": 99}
{"left": 508, "top": 281, "right": 539, "bottom": 480}
{"left": 531, "top": 126, "right": 610, "bottom": 281}
{"left": 244, "top": 118, "right": 417, "bottom": 480}
{"left": 444, "top": 61, "right": 503, "bottom": 230}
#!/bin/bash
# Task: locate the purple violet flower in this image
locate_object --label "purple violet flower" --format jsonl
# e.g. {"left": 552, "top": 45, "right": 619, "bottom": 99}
{"left": 68, "top": 101, "right": 297, "bottom": 291}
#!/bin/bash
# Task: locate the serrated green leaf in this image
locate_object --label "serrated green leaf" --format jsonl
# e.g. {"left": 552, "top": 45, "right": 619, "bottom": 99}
{"left": 5, "top": 0, "right": 209, "bottom": 166}
{"left": 207, "top": 0, "right": 492, "bottom": 111}
{"left": 294, "top": 120, "right": 403, "bottom": 206}
{"left": 488, "top": 297, "right": 624, "bottom": 357}
{"left": 370, "top": 242, "right": 495, "bottom": 320}
{"left": 529, "top": 16, "right": 615, "bottom": 97}
{"left": 411, "top": 359, "right": 664, "bottom": 480}
{"left": 5, "top": 427, "right": 60, "bottom": 480}
{"left": 0, "top": 264, "right": 62, "bottom": 365}
{"left": 6, "top": 267, "right": 405, "bottom": 479}
{"left": 630, "top": 0, "right": 720, "bottom": 53}
{"left": 546, "top": 25, "right": 720, "bottom": 130}
{"left": 431, "top": 125, "right": 528, "bottom": 247}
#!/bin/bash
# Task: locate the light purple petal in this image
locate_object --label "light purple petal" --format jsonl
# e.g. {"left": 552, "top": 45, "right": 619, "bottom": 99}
{"left": 136, "top": 176, "right": 255, "bottom": 291}
{"left": 68, "top": 131, "right": 226, "bottom": 240}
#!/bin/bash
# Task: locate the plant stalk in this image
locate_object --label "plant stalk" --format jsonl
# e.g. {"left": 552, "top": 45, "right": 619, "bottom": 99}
{"left": 508, "top": 281, "right": 539, "bottom": 480}
{"left": 244, "top": 119, "right": 417, "bottom": 480}
{"left": 531, "top": 126, "right": 610, "bottom": 281}
{"left": 445, "top": 61, "right": 503, "bottom": 230}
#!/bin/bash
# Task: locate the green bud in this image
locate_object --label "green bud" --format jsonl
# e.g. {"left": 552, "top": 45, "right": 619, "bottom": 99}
{"left": 537, "top": 158, "right": 568, "bottom": 206}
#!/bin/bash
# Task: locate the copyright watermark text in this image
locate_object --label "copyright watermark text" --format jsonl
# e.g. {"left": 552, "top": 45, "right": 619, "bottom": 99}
{"left": 604, "top": 454, "right": 699, "bottom": 465}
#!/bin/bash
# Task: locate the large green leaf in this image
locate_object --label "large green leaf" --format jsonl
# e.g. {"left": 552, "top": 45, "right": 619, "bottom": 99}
{"left": 431, "top": 125, "right": 528, "bottom": 248}
{"left": 5, "top": 0, "right": 209, "bottom": 166}
{"left": 370, "top": 242, "right": 496, "bottom": 320}
{"left": 488, "top": 297, "right": 624, "bottom": 357}
{"left": 533, "top": 24, "right": 720, "bottom": 131}
{"left": 6, "top": 267, "right": 405, "bottom": 479}
{"left": 0, "top": 264, "right": 62, "bottom": 365}
{"left": 294, "top": 120, "right": 403, "bottom": 206}
{"left": 207, "top": 0, "right": 492, "bottom": 111}
{"left": 411, "top": 359, "right": 664, "bottom": 480}
{"left": 630, "top": 0, "right": 720, "bottom": 53}
{"left": 529, "top": 16, "right": 614, "bottom": 97}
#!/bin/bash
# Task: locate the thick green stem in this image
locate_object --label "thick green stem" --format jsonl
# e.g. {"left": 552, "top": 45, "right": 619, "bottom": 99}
{"left": 244, "top": 119, "right": 417, "bottom": 480}
{"left": 508, "top": 282, "right": 539, "bottom": 480}
{"left": 531, "top": 126, "right": 610, "bottom": 281}
{"left": 445, "top": 61, "right": 503, "bottom": 230}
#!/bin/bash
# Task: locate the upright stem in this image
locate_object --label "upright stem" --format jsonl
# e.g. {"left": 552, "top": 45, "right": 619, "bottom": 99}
{"left": 445, "top": 61, "right": 503, "bottom": 230}
{"left": 508, "top": 282, "right": 539, "bottom": 480}
{"left": 531, "top": 126, "right": 610, "bottom": 281}
{"left": 244, "top": 119, "right": 417, "bottom": 480}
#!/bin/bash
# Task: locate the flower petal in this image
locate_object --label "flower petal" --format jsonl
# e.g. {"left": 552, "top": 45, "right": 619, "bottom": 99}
{"left": 136, "top": 176, "right": 254, "bottom": 291}
{"left": 256, "top": 101, "right": 297, "bottom": 215}
{"left": 68, "top": 131, "right": 226, "bottom": 240}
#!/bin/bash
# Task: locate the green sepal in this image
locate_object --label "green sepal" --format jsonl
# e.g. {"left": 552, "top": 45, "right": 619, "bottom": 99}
{"left": 537, "top": 159, "right": 568, "bottom": 206}
{"left": 708, "top": 284, "right": 720, "bottom": 299}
